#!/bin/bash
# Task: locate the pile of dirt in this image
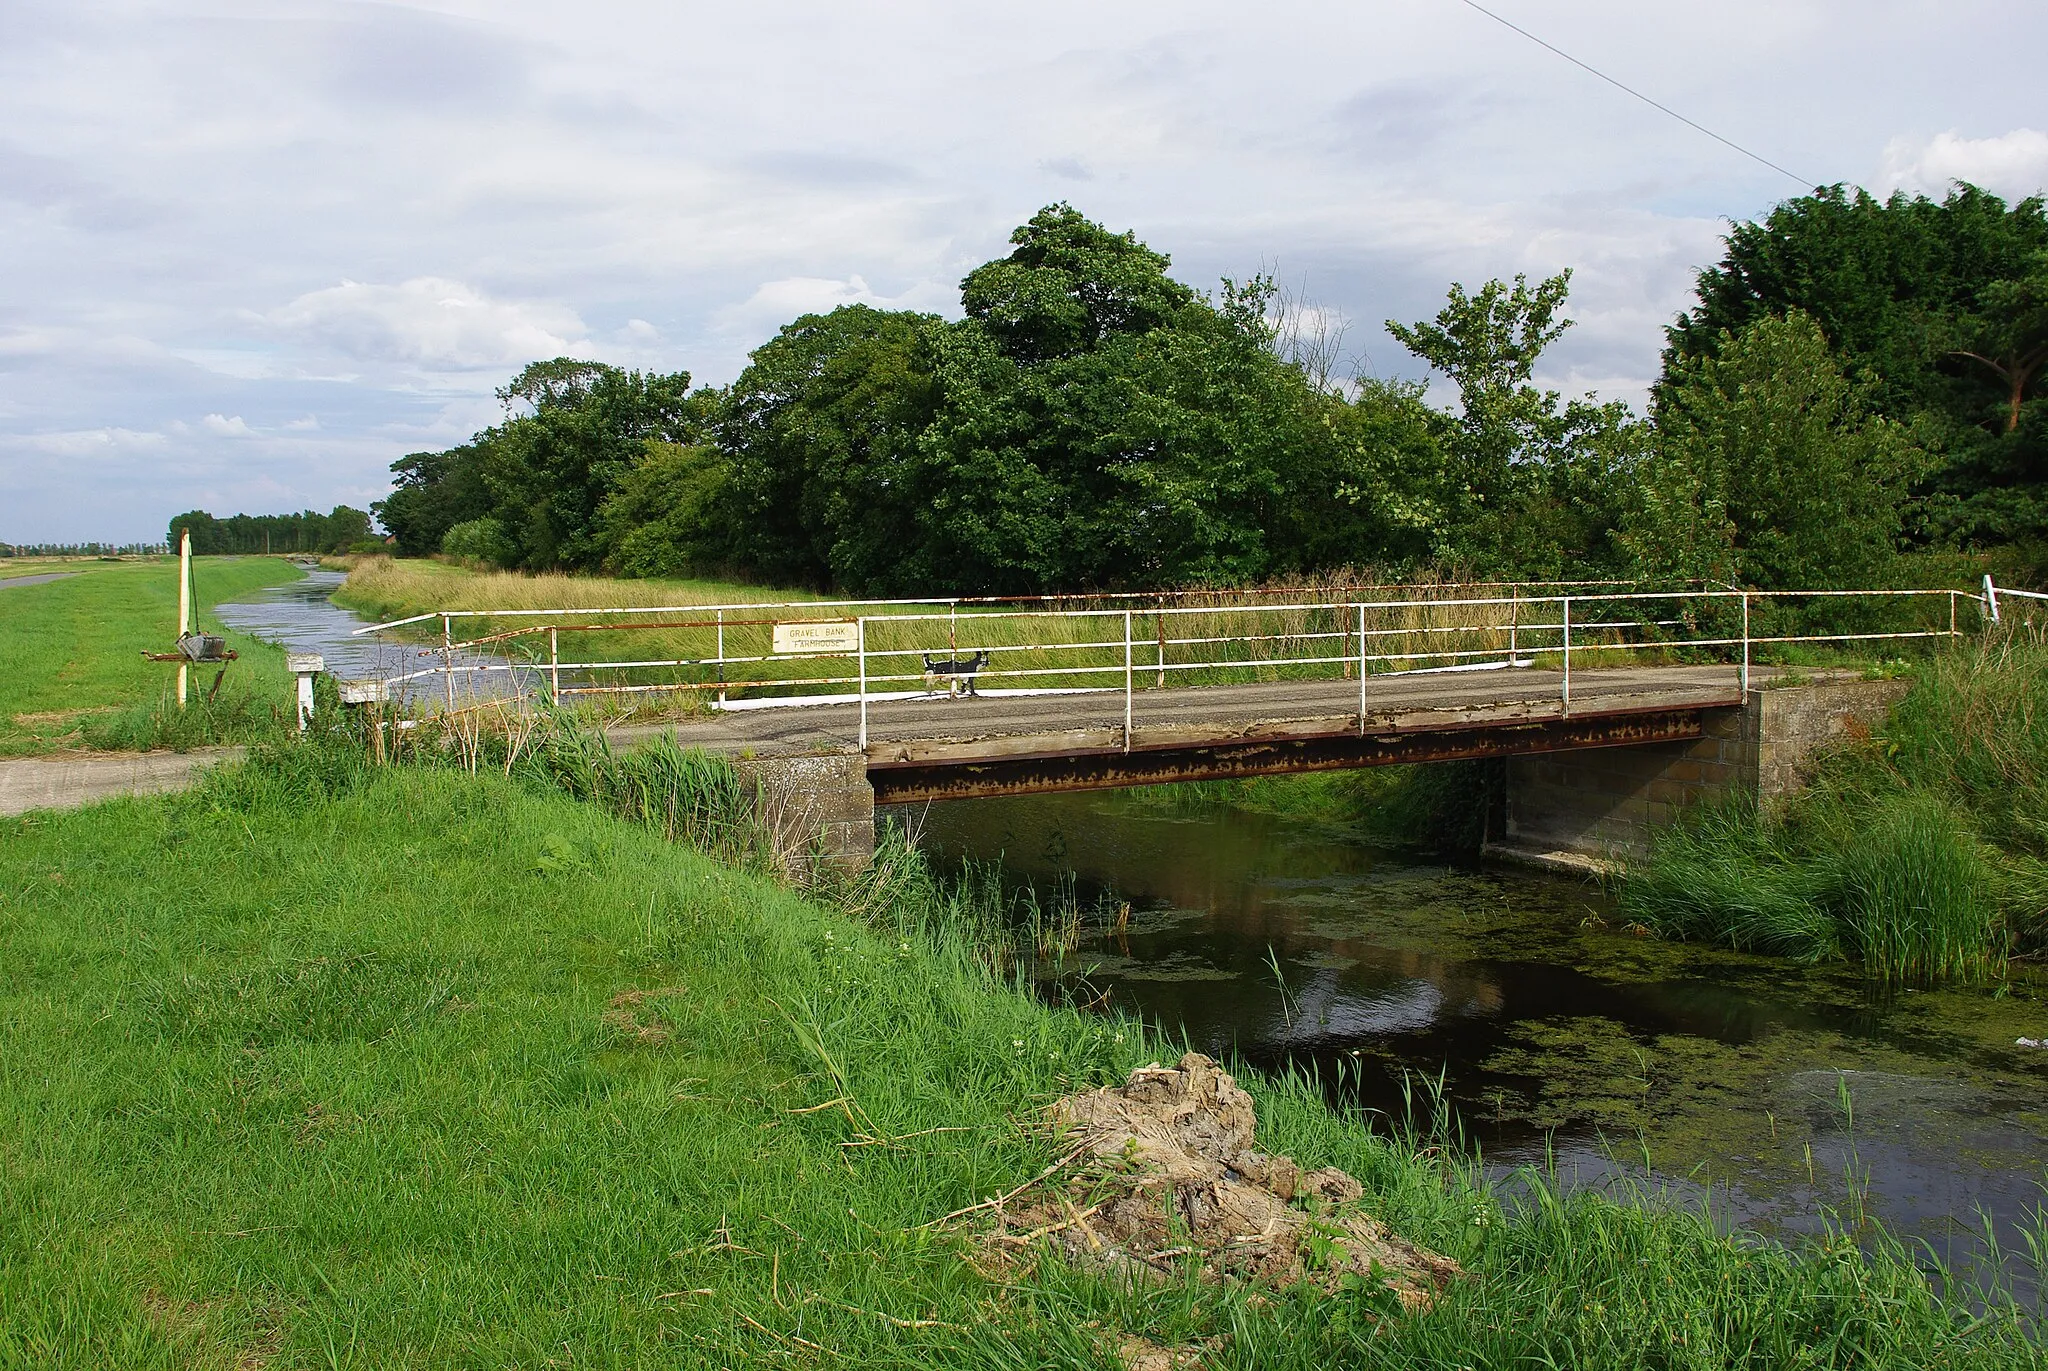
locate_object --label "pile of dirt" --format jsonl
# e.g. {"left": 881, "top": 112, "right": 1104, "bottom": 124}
{"left": 985, "top": 1053, "right": 1460, "bottom": 1307}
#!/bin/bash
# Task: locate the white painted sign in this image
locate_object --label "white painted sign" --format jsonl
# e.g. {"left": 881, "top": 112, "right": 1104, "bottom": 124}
{"left": 772, "top": 619, "right": 860, "bottom": 655}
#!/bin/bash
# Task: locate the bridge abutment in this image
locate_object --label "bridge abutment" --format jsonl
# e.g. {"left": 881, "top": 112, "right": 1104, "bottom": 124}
{"left": 730, "top": 753, "right": 875, "bottom": 877}
{"left": 1489, "top": 675, "right": 1909, "bottom": 872}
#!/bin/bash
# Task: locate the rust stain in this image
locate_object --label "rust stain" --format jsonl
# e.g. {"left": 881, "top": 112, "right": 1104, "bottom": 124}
{"left": 867, "top": 708, "right": 1717, "bottom": 803}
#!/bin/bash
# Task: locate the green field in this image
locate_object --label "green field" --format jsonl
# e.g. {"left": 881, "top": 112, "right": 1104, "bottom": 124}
{"left": 0, "top": 744, "right": 2036, "bottom": 1368}
{"left": 0, "top": 557, "right": 305, "bottom": 755}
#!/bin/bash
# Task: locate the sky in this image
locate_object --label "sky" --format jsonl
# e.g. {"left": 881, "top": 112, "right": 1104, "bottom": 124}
{"left": 4, "top": 0, "right": 2046, "bottom": 545}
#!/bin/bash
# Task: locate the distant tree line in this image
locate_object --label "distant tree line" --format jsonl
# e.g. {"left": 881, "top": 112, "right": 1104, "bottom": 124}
{"left": 2, "top": 542, "right": 169, "bottom": 557}
{"left": 372, "top": 190, "right": 2048, "bottom": 595}
{"left": 166, "top": 506, "right": 377, "bottom": 556}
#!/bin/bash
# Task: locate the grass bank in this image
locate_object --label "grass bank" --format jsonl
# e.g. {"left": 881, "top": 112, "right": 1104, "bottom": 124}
{"left": 0, "top": 556, "right": 305, "bottom": 755}
{"left": 1, "top": 738, "right": 2039, "bottom": 1366}
{"left": 1621, "top": 629, "right": 2048, "bottom": 983}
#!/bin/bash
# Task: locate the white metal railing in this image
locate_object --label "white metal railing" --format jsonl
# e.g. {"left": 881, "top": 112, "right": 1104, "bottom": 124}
{"left": 345, "top": 579, "right": 2009, "bottom": 747}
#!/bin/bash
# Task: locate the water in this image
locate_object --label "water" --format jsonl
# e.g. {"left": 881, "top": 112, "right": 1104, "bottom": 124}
{"left": 913, "top": 789, "right": 2048, "bottom": 1277}
{"left": 216, "top": 570, "right": 517, "bottom": 703}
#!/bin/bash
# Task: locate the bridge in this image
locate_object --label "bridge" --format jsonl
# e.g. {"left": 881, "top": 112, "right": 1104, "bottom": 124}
{"left": 354, "top": 581, "right": 1990, "bottom": 870}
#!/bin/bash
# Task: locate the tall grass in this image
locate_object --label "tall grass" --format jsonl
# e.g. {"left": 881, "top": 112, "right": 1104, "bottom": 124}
{"left": 1622, "top": 627, "right": 2048, "bottom": 983}
{"left": 337, "top": 556, "right": 1722, "bottom": 709}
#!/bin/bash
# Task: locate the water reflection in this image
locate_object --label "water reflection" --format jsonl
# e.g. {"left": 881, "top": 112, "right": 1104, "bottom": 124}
{"left": 910, "top": 788, "right": 2048, "bottom": 1273}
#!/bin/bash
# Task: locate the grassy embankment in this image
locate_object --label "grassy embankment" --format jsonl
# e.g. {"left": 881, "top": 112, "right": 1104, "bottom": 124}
{"left": 0, "top": 557, "right": 305, "bottom": 755}
{"left": 1623, "top": 626, "right": 2048, "bottom": 984}
{"left": 1, "top": 727, "right": 2039, "bottom": 1369}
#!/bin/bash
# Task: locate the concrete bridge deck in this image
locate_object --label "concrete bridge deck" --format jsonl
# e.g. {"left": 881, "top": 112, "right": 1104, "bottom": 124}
{"left": 625, "top": 663, "right": 1746, "bottom": 803}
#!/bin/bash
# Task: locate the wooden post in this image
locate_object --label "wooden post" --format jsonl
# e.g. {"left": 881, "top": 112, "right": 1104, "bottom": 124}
{"left": 287, "top": 653, "right": 323, "bottom": 732}
{"left": 176, "top": 529, "right": 191, "bottom": 710}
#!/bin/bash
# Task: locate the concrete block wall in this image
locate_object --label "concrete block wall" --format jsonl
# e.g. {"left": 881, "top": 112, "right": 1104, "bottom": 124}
{"left": 1498, "top": 676, "right": 1909, "bottom": 865}
{"left": 730, "top": 752, "right": 875, "bottom": 876}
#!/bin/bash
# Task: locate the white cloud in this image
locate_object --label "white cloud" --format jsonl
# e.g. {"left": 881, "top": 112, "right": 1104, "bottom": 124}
{"left": 263, "top": 277, "right": 590, "bottom": 373}
{"left": 1877, "top": 128, "right": 2048, "bottom": 200}
{"left": 0, "top": 426, "right": 168, "bottom": 457}
{"left": 201, "top": 412, "right": 253, "bottom": 436}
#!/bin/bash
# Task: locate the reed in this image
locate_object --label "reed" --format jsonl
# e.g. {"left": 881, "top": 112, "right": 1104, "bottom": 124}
{"left": 1621, "top": 627, "right": 2046, "bottom": 983}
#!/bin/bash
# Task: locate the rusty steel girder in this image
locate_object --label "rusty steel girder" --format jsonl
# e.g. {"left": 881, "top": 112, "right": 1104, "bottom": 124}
{"left": 866, "top": 707, "right": 1716, "bottom": 804}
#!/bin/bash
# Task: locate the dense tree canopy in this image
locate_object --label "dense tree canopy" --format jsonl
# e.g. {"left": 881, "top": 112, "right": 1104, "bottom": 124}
{"left": 1387, "top": 271, "right": 1644, "bottom": 576}
{"left": 353, "top": 190, "right": 2048, "bottom": 598}
{"left": 372, "top": 361, "right": 717, "bottom": 569}
{"left": 1666, "top": 184, "right": 2048, "bottom": 549}
{"left": 1627, "top": 311, "right": 1923, "bottom": 589}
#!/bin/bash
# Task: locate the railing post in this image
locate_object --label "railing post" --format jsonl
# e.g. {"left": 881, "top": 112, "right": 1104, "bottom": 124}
{"left": 716, "top": 608, "right": 726, "bottom": 706}
{"left": 1560, "top": 596, "right": 1571, "bottom": 714}
{"left": 549, "top": 627, "right": 559, "bottom": 704}
{"left": 1508, "top": 583, "right": 1518, "bottom": 665}
{"left": 1123, "top": 609, "right": 1133, "bottom": 753}
{"left": 857, "top": 616, "right": 868, "bottom": 751}
{"left": 1740, "top": 592, "right": 1750, "bottom": 695}
{"left": 441, "top": 613, "right": 454, "bottom": 710}
{"left": 1357, "top": 603, "right": 1367, "bottom": 736}
{"left": 1984, "top": 574, "right": 2001, "bottom": 623}
{"left": 1949, "top": 589, "right": 1958, "bottom": 639}
{"left": 1156, "top": 600, "right": 1166, "bottom": 688}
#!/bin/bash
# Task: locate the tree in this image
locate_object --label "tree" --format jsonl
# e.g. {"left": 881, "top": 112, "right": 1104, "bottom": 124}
{"left": 375, "top": 443, "right": 495, "bottom": 557}
{"left": 1665, "top": 184, "right": 2048, "bottom": 547}
{"left": 593, "top": 442, "right": 734, "bottom": 578}
{"left": 165, "top": 506, "right": 375, "bottom": 555}
{"left": 718, "top": 306, "right": 940, "bottom": 590}
{"left": 958, "top": 203, "right": 1194, "bottom": 362}
{"left": 1626, "top": 311, "right": 1923, "bottom": 589}
{"left": 1387, "top": 271, "right": 1644, "bottom": 575}
{"left": 715, "top": 211, "right": 1364, "bottom": 595}
{"left": 1949, "top": 251, "right": 2048, "bottom": 435}
{"left": 473, "top": 360, "right": 713, "bottom": 571}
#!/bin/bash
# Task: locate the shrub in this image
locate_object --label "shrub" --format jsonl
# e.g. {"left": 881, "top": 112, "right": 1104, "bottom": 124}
{"left": 440, "top": 517, "right": 518, "bottom": 568}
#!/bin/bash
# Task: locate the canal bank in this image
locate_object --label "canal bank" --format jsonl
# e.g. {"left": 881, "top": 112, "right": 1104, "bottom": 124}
{"left": 205, "top": 566, "right": 2048, "bottom": 1298}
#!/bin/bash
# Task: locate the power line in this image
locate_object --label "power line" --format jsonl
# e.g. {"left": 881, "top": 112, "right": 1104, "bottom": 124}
{"left": 1453, "top": 0, "right": 1812, "bottom": 188}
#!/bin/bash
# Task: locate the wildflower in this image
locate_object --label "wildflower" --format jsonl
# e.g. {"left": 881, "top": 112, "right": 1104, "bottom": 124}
{"left": 1012, "top": 1039, "right": 1025, "bottom": 1049}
